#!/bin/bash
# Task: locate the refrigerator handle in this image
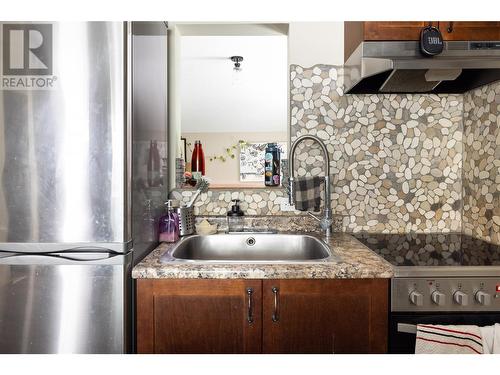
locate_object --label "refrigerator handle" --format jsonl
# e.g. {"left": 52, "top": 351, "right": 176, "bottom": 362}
{"left": 0, "top": 252, "right": 128, "bottom": 265}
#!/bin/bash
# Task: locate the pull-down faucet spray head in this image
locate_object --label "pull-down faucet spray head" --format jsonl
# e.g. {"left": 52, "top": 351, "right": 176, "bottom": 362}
{"left": 288, "top": 135, "right": 333, "bottom": 239}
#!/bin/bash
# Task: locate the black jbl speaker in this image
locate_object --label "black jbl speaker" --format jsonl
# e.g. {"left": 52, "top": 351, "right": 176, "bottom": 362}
{"left": 420, "top": 26, "right": 444, "bottom": 56}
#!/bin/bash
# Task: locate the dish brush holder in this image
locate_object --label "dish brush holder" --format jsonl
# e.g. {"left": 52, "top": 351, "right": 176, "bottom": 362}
{"left": 175, "top": 206, "right": 195, "bottom": 236}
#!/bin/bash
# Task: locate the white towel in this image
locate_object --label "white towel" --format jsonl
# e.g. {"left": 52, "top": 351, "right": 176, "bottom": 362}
{"left": 415, "top": 324, "right": 484, "bottom": 354}
{"left": 480, "top": 323, "right": 500, "bottom": 354}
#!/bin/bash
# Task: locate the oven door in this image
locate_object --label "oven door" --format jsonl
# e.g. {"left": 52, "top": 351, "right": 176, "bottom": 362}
{"left": 389, "top": 312, "right": 500, "bottom": 353}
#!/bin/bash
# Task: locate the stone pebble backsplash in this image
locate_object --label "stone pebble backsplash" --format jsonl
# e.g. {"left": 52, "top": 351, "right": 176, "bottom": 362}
{"left": 171, "top": 188, "right": 299, "bottom": 216}
{"left": 173, "top": 65, "right": 499, "bottom": 242}
{"left": 291, "top": 64, "right": 463, "bottom": 234}
{"left": 463, "top": 82, "right": 500, "bottom": 245}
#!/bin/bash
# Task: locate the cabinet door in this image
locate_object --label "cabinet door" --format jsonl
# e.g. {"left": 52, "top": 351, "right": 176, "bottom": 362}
{"left": 344, "top": 21, "right": 433, "bottom": 61}
{"left": 136, "top": 279, "right": 262, "bottom": 353}
{"left": 262, "top": 279, "right": 389, "bottom": 354}
{"left": 439, "top": 21, "right": 500, "bottom": 41}
{"left": 363, "top": 22, "right": 432, "bottom": 40}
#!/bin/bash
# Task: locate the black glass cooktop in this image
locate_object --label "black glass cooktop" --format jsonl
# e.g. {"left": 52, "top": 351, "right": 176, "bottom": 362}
{"left": 352, "top": 233, "right": 500, "bottom": 267}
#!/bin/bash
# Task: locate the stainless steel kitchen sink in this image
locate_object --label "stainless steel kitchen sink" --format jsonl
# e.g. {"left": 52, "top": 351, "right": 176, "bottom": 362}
{"left": 160, "top": 233, "right": 338, "bottom": 263}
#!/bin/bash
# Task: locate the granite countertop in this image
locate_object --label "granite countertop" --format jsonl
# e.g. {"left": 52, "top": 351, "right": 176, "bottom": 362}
{"left": 131, "top": 232, "right": 394, "bottom": 279}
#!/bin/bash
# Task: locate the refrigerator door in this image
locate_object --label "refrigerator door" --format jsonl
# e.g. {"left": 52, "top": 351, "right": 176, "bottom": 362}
{"left": 0, "top": 22, "right": 130, "bottom": 249}
{"left": 0, "top": 251, "right": 132, "bottom": 353}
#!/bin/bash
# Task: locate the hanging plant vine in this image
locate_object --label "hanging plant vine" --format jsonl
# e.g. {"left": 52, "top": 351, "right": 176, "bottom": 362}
{"left": 186, "top": 140, "right": 248, "bottom": 163}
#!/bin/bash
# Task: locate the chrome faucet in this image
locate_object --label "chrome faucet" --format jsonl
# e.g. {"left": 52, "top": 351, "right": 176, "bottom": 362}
{"left": 288, "top": 135, "right": 333, "bottom": 239}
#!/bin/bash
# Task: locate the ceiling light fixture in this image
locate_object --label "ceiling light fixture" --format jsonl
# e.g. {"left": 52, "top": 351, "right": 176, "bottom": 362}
{"left": 230, "top": 56, "right": 243, "bottom": 72}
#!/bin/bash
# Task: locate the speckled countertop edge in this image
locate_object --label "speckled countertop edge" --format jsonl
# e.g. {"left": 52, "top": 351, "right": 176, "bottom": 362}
{"left": 132, "top": 232, "right": 394, "bottom": 279}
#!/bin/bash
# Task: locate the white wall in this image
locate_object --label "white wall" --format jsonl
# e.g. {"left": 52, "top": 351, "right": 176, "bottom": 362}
{"left": 168, "top": 25, "right": 182, "bottom": 187}
{"left": 181, "top": 35, "right": 288, "bottom": 133}
{"left": 288, "top": 22, "right": 344, "bottom": 67}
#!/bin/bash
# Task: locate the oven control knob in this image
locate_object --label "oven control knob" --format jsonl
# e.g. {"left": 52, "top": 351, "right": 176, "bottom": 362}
{"left": 453, "top": 291, "right": 469, "bottom": 306}
{"left": 475, "top": 291, "right": 491, "bottom": 306}
{"left": 431, "top": 290, "right": 446, "bottom": 306}
{"left": 409, "top": 291, "right": 423, "bottom": 306}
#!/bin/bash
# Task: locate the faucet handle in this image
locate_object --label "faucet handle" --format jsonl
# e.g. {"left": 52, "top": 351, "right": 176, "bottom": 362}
{"left": 306, "top": 211, "right": 321, "bottom": 222}
{"left": 307, "top": 212, "right": 332, "bottom": 231}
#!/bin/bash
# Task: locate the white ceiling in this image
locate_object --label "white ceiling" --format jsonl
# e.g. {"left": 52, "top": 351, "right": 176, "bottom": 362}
{"left": 180, "top": 35, "right": 288, "bottom": 133}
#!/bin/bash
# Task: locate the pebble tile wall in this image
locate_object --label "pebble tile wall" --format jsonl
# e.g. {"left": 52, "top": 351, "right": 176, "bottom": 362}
{"left": 291, "top": 65, "right": 463, "bottom": 234}
{"left": 174, "top": 65, "right": 499, "bottom": 242}
{"left": 463, "top": 82, "right": 500, "bottom": 245}
{"left": 171, "top": 188, "right": 292, "bottom": 216}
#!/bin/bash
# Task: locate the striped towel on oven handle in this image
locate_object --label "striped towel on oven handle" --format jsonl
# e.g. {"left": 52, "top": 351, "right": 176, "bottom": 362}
{"left": 415, "top": 324, "right": 484, "bottom": 354}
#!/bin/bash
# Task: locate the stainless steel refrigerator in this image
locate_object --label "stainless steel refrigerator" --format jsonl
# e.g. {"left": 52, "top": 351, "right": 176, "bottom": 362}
{"left": 0, "top": 21, "right": 168, "bottom": 353}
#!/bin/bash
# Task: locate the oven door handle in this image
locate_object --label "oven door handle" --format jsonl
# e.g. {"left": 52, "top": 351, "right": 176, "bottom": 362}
{"left": 397, "top": 323, "right": 417, "bottom": 334}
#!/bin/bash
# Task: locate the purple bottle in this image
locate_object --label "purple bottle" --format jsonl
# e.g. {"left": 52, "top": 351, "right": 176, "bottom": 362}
{"left": 158, "top": 200, "right": 179, "bottom": 243}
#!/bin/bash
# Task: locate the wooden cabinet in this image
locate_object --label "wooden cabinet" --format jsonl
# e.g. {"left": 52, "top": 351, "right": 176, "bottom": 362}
{"left": 363, "top": 21, "right": 431, "bottom": 41}
{"left": 262, "top": 279, "right": 388, "bottom": 354}
{"left": 439, "top": 22, "right": 500, "bottom": 41}
{"left": 344, "top": 21, "right": 432, "bottom": 62}
{"left": 345, "top": 21, "right": 500, "bottom": 61}
{"left": 136, "top": 279, "right": 262, "bottom": 353}
{"left": 136, "top": 278, "right": 389, "bottom": 354}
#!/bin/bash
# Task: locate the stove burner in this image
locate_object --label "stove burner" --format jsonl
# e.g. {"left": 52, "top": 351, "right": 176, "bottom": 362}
{"left": 352, "top": 233, "right": 500, "bottom": 267}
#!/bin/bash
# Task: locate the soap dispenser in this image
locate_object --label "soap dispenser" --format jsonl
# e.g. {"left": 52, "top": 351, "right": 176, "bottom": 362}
{"left": 158, "top": 200, "right": 180, "bottom": 242}
{"left": 227, "top": 199, "right": 244, "bottom": 232}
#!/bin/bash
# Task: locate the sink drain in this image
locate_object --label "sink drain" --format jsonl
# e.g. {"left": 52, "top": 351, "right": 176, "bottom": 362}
{"left": 246, "top": 237, "right": 256, "bottom": 246}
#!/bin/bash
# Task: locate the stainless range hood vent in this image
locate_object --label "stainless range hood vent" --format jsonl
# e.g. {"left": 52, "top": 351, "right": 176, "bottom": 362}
{"left": 380, "top": 69, "right": 440, "bottom": 93}
{"left": 344, "top": 41, "right": 500, "bottom": 94}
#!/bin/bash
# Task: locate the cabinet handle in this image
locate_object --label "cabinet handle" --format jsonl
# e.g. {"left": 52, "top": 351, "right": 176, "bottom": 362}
{"left": 447, "top": 22, "right": 454, "bottom": 33}
{"left": 272, "top": 287, "right": 280, "bottom": 322}
{"left": 246, "top": 287, "right": 254, "bottom": 323}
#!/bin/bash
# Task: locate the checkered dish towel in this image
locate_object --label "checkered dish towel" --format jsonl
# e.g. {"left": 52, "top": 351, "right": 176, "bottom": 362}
{"left": 293, "top": 176, "right": 322, "bottom": 212}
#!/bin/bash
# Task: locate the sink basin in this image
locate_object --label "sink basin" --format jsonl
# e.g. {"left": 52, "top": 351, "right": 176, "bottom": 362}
{"left": 160, "top": 233, "right": 338, "bottom": 263}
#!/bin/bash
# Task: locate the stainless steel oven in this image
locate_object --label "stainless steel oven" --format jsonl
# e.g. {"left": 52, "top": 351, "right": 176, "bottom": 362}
{"left": 389, "top": 277, "right": 500, "bottom": 353}
{"left": 352, "top": 233, "right": 500, "bottom": 354}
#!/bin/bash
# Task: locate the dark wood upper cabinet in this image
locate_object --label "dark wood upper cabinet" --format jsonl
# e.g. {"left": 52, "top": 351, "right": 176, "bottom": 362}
{"left": 262, "top": 279, "right": 389, "bottom": 354}
{"left": 344, "top": 21, "right": 431, "bottom": 60}
{"left": 345, "top": 21, "right": 500, "bottom": 61}
{"left": 363, "top": 21, "right": 431, "bottom": 40}
{"left": 439, "top": 21, "right": 500, "bottom": 40}
{"left": 136, "top": 279, "right": 262, "bottom": 354}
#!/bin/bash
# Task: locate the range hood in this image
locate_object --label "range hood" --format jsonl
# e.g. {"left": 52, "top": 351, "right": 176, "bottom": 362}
{"left": 344, "top": 41, "right": 500, "bottom": 94}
